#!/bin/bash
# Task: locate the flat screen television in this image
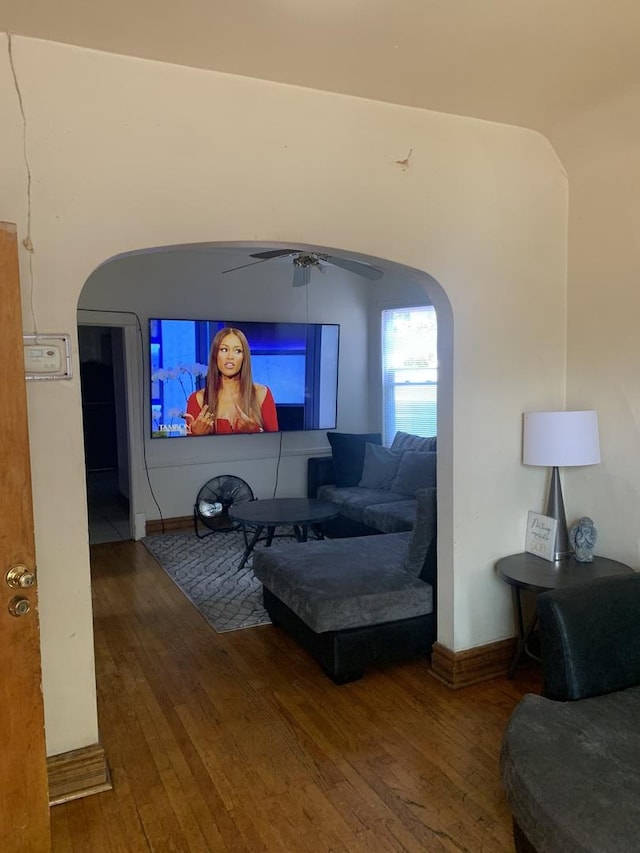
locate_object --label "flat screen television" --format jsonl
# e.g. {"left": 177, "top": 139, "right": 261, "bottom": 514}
{"left": 149, "top": 318, "right": 339, "bottom": 437}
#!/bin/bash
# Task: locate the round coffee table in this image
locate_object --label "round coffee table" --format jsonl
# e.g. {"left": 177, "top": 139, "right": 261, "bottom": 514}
{"left": 497, "top": 551, "right": 633, "bottom": 677}
{"left": 229, "top": 498, "right": 340, "bottom": 570}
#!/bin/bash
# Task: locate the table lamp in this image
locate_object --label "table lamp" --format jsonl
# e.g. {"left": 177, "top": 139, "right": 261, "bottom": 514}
{"left": 522, "top": 410, "right": 600, "bottom": 561}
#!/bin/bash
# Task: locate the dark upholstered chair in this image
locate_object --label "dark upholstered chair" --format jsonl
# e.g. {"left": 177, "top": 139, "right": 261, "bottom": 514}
{"left": 537, "top": 573, "right": 640, "bottom": 701}
{"left": 501, "top": 572, "right": 640, "bottom": 853}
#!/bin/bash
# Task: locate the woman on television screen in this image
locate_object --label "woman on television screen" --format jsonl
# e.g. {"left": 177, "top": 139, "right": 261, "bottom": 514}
{"left": 184, "top": 327, "right": 278, "bottom": 435}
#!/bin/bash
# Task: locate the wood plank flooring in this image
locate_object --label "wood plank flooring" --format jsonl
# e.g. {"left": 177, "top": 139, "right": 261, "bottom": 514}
{"left": 50, "top": 540, "right": 540, "bottom": 852}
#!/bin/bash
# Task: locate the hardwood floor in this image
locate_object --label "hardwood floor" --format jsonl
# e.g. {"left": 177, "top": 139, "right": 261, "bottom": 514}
{"left": 50, "top": 540, "right": 540, "bottom": 852}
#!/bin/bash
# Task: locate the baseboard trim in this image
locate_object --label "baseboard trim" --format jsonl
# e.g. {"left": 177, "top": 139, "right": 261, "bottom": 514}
{"left": 429, "top": 638, "right": 519, "bottom": 689}
{"left": 146, "top": 515, "right": 193, "bottom": 535}
{"left": 47, "top": 743, "right": 112, "bottom": 806}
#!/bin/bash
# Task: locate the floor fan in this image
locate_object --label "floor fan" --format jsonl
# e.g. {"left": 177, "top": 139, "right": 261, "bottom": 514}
{"left": 193, "top": 475, "right": 254, "bottom": 540}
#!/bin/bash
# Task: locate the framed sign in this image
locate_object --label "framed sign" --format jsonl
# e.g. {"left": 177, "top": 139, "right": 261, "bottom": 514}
{"left": 525, "top": 511, "right": 558, "bottom": 562}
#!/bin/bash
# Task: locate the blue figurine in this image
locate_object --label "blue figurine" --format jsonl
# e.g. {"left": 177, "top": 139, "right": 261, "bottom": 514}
{"left": 569, "top": 517, "right": 598, "bottom": 563}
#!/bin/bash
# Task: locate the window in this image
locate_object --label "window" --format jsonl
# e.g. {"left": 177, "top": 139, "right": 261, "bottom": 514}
{"left": 381, "top": 305, "right": 437, "bottom": 444}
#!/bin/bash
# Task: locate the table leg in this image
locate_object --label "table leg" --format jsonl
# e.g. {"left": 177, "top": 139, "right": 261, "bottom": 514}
{"left": 292, "top": 524, "right": 309, "bottom": 542}
{"left": 237, "top": 525, "right": 264, "bottom": 570}
{"left": 507, "top": 588, "right": 540, "bottom": 678}
{"left": 513, "top": 586, "right": 525, "bottom": 639}
{"left": 523, "top": 614, "right": 541, "bottom": 663}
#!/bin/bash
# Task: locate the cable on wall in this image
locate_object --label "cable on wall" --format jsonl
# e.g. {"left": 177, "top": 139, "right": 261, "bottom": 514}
{"left": 272, "top": 430, "right": 284, "bottom": 498}
{"left": 271, "top": 271, "right": 312, "bottom": 500}
{"left": 7, "top": 32, "right": 37, "bottom": 334}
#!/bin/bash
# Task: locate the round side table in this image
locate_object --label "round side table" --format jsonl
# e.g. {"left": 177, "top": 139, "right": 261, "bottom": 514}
{"left": 496, "top": 551, "right": 633, "bottom": 677}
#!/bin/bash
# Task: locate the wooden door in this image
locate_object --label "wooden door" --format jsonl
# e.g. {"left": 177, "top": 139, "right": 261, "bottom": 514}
{"left": 0, "top": 223, "right": 51, "bottom": 848}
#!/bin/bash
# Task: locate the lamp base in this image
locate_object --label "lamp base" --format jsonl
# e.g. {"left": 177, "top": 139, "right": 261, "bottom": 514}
{"left": 546, "top": 466, "right": 573, "bottom": 562}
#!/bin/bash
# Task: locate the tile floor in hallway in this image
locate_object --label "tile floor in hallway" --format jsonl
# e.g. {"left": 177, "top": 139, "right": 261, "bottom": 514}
{"left": 87, "top": 470, "right": 131, "bottom": 545}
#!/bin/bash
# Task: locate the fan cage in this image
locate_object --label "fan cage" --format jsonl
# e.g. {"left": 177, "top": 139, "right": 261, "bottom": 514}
{"left": 193, "top": 475, "right": 255, "bottom": 539}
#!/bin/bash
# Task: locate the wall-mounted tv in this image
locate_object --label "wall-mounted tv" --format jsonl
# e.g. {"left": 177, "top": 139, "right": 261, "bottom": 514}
{"left": 150, "top": 318, "right": 339, "bottom": 437}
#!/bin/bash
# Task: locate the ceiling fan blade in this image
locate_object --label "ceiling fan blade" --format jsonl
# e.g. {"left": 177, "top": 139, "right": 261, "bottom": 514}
{"left": 221, "top": 259, "right": 271, "bottom": 274}
{"left": 249, "top": 249, "right": 299, "bottom": 260}
{"left": 326, "top": 256, "right": 383, "bottom": 280}
{"left": 292, "top": 265, "right": 311, "bottom": 287}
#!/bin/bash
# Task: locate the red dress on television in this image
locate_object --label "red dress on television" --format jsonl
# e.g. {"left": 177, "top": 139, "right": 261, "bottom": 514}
{"left": 186, "top": 387, "right": 278, "bottom": 434}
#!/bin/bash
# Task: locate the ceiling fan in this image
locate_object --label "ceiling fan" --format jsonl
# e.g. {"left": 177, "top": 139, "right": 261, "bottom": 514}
{"left": 222, "top": 249, "right": 384, "bottom": 287}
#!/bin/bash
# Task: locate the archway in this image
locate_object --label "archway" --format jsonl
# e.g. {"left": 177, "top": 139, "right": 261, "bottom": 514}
{"left": 77, "top": 241, "right": 454, "bottom": 641}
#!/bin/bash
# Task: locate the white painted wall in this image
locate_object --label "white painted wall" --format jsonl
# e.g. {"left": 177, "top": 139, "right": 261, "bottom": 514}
{"left": 0, "top": 35, "right": 567, "bottom": 756}
{"left": 552, "top": 83, "right": 640, "bottom": 569}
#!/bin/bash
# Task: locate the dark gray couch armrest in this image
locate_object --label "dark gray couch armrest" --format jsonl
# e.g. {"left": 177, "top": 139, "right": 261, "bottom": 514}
{"left": 307, "top": 456, "right": 335, "bottom": 499}
{"left": 538, "top": 573, "right": 640, "bottom": 701}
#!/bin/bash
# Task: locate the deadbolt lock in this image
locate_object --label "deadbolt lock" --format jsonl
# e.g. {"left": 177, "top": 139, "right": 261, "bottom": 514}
{"left": 8, "top": 597, "right": 31, "bottom": 617}
{"left": 6, "top": 565, "right": 36, "bottom": 589}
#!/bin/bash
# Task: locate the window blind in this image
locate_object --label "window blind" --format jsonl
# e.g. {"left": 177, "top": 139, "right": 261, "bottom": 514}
{"left": 381, "top": 306, "right": 437, "bottom": 445}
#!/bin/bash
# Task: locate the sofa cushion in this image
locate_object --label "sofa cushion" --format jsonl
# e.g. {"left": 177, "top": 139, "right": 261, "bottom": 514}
{"left": 327, "top": 432, "right": 382, "bottom": 487}
{"left": 362, "top": 499, "right": 417, "bottom": 533}
{"left": 501, "top": 687, "right": 640, "bottom": 853}
{"left": 358, "top": 443, "right": 404, "bottom": 490}
{"left": 404, "top": 487, "right": 437, "bottom": 576}
{"left": 316, "top": 484, "right": 402, "bottom": 525}
{"left": 253, "top": 532, "right": 433, "bottom": 633}
{"left": 390, "top": 451, "right": 437, "bottom": 496}
{"left": 391, "top": 431, "right": 437, "bottom": 453}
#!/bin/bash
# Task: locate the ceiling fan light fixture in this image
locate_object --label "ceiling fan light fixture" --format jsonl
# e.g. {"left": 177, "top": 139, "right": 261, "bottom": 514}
{"left": 292, "top": 252, "right": 324, "bottom": 269}
{"left": 222, "top": 247, "right": 383, "bottom": 285}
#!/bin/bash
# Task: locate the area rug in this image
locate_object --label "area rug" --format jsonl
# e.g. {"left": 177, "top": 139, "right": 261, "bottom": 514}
{"left": 142, "top": 529, "right": 289, "bottom": 633}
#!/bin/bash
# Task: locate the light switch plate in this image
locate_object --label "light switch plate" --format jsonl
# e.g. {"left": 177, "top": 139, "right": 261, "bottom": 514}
{"left": 23, "top": 334, "right": 72, "bottom": 381}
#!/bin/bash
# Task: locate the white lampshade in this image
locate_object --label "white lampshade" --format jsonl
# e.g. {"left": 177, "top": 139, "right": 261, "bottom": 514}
{"left": 523, "top": 411, "right": 600, "bottom": 467}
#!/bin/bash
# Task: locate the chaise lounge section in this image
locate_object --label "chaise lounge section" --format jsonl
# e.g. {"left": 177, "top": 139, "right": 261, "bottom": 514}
{"left": 253, "top": 476, "right": 437, "bottom": 683}
{"left": 257, "top": 531, "right": 435, "bottom": 683}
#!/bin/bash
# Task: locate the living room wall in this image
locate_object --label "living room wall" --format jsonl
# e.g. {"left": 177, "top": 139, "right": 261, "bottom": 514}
{"left": 552, "top": 82, "right": 640, "bottom": 568}
{"left": 1, "top": 35, "right": 567, "bottom": 757}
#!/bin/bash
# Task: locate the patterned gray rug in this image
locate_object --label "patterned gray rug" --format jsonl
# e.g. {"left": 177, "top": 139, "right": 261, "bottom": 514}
{"left": 143, "top": 529, "right": 287, "bottom": 633}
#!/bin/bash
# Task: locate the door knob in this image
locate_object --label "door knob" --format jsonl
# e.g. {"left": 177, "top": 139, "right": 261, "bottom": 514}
{"left": 8, "top": 597, "right": 30, "bottom": 617}
{"left": 6, "top": 565, "right": 36, "bottom": 589}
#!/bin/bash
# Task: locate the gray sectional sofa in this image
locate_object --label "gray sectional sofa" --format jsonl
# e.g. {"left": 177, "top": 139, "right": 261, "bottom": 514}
{"left": 501, "top": 573, "right": 640, "bottom": 853}
{"left": 307, "top": 430, "right": 437, "bottom": 536}
{"left": 252, "top": 431, "right": 438, "bottom": 683}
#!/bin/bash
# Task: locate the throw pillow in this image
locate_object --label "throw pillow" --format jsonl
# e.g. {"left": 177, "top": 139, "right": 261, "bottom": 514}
{"left": 404, "top": 487, "right": 437, "bottom": 576}
{"left": 391, "top": 431, "right": 437, "bottom": 453}
{"left": 390, "top": 450, "right": 437, "bottom": 496}
{"left": 358, "top": 443, "right": 404, "bottom": 490}
{"left": 327, "top": 432, "right": 382, "bottom": 487}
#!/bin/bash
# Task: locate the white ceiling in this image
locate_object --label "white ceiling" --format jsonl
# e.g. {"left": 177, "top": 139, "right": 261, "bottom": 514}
{"left": 3, "top": 0, "right": 640, "bottom": 133}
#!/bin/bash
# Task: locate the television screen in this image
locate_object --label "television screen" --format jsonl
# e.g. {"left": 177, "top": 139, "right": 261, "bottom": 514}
{"left": 150, "top": 318, "right": 339, "bottom": 437}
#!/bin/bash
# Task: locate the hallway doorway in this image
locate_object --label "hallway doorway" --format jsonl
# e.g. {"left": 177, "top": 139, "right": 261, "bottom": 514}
{"left": 79, "top": 324, "right": 132, "bottom": 543}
